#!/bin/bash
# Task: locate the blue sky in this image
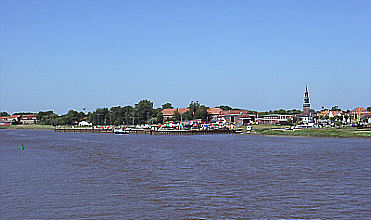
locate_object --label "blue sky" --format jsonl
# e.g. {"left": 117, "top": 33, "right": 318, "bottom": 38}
{"left": 1, "top": 0, "right": 370, "bottom": 114}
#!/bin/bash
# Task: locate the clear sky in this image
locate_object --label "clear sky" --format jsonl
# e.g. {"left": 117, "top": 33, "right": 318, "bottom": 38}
{"left": 1, "top": 0, "right": 370, "bottom": 114}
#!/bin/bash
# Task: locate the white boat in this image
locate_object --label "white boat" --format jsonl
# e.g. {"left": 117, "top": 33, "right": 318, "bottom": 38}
{"left": 114, "top": 128, "right": 129, "bottom": 135}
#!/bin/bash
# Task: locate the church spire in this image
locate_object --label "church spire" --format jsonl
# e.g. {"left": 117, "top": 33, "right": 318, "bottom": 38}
{"left": 303, "top": 85, "right": 310, "bottom": 114}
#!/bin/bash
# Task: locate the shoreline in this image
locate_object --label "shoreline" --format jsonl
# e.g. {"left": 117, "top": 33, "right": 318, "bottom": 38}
{"left": 0, "top": 124, "right": 56, "bottom": 130}
{"left": 243, "top": 132, "right": 371, "bottom": 139}
{"left": 249, "top": 128, "right": 370, "bottom": 139}
{"left": 1, "top": 125, "right": 370, "bottom": 138}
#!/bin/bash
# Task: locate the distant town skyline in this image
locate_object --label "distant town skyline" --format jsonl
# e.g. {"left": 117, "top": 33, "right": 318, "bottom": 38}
{"left": 1, "top": 1, "right": 370, "bottom": 114}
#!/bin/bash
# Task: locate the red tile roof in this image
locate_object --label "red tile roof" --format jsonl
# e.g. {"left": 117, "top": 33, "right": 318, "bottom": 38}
{"left": 207, "top": 108, "right": 223, "bottom": 115}
{"left": 162, "top": 109, "right": 176, "bottom": 116}
{"left": 21, "top": 115, "right": 37, "bottom": 120}
{"left": 177, "top": 108, "right": 189, "bottom": 115}
{"left": 161, "top": 108, "right": 190, "bottom": 116}
{"left": 221, "top": 110, "right": 250, "bottom": 115}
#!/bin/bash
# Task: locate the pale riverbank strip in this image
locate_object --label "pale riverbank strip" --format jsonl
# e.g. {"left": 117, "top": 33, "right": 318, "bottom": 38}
{"left": 253, "top": 127, "right": 370, "bottom": 138}
{"left": 1, "top": 124, "right": 370, "bottom": 138}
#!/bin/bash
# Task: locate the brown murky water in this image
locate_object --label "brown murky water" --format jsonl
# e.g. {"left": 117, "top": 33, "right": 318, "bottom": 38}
{"left": 1, "top": 130, "right": 370, "bottom": 219}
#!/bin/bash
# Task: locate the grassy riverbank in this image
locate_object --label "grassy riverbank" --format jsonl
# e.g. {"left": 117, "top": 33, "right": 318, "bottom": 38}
{"left": 0, "top": 124, "right": 55, "bottom": 130}
{"left": 256, "top": 128, "right": 370, "bottom": 138}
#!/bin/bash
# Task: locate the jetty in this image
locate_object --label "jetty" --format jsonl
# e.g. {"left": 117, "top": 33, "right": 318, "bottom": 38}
{"left": 54, "top": 128, "right": 234, "bottom": 135}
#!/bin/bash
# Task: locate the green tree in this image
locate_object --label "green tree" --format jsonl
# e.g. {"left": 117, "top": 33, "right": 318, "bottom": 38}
{"left": 331, "top": 105, "right": 341, "bottom": 111}
{"left": 134, "top": 100, "right": 155, "bottom": 124}
{"left": 188, "top": 101, "right": 200, "bottom": 117}
{"left": 216, "top": 105, "right": 232, "bottom": 111}
{"left": 121, "top": 106, "right": 135, "bottom": 125}
{"left": 152, "top": 108, "right": 164, "bottom": 124}
{"left": 162, "top": 103, "right": 173, "bottom": 109}
{"left": 92, "top": 108, "right": 109, "bottom": 125}
{"left": 288, "top": 109, "right": 302, "bottom": 115}
{"left": 272, "top": 109, "right": 287, "bottom": 115}
{"left": 13, "top": 112, "right": 34, "bottom": 116}
{"left": 182, "top": 110, "right": 193, "bottom": 121}
{"left": 0, "top": 112, "right": 9, "bottom": 116}
{"left": 109, "top": 106, "right": 122, "bottom": 125}
{"left": 37, "top": 111, "right": 56, "bottom": 125}
{"left": 173, "top": 110, "right": 181, "bottom": 121}
{"left": 367, "top": 106, "right": 371, "bottom": 112}
{"left": 64, "top": 110, "right": 80, "bottom": 125}
{"left": 194, "top": 105, "right": 209, "bottom": 120}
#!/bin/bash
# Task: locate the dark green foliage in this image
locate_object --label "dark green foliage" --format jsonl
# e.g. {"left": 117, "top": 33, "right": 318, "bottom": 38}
{"left": 39, "top": 110, "right": 87, "bottom": 126}
{"left": 188, "top": 101, "right": 201, "bottom": 116}
{"left": 134, "top": 100, "right": 155, "bottom": 124}
{"left": 173, "top": 110, "right": 181, "bottom": 121}
{"left": 87, "top": 105, "right": 135, "bottom": 126}
{"left": 0, "top": 112, "right": 9, "bottom": 116}
{"left": 259, "top": 109, "right": 302, "bottom": 116}
{"left": 182, "top": 110, "right": 193, "bottom": 121}
{"left": 37, "top": 111, "right": 56, "bottom": 125}
{"left": 181, "top": 101, "right": 210, "bottom": 121}
{"left": 153, "top": 108, "right": 164, "bottom": 124}
{"left": 162, "top": 103, "right": 173, "bottom": 109}
{"left": 12, "top": 112, "right": 34, "bottom": 115}
{"left": 89, "top": 108, "right": 109, "bottom": 125}
{"left": 194, "top": 105, "right": 209, "bottom": 120}
{"left": 86, "top": 100, "right": 158, "bottom": 125}
{"left": 216, "top": 105, "right": 232, "bottom": 111}
{"left": 331, "top": 105, "right": 341, "bottom": 111}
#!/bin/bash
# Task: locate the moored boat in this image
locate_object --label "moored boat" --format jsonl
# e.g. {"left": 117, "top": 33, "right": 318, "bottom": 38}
{"left": 114, "top": 128, "right": 129, "bottom": 135}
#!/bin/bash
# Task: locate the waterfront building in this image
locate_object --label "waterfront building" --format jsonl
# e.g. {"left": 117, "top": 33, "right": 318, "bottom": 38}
{"left": 20, "top": 114, "right": 38, "bottom": 124}
{"left": 350, "top": 107, "right": 371, "bottom": 122}
{"left": 0, "top": 115, "right": 22, "bottom": 126}
{"left": 256, "top": 114, "right": 294, "bottom": 125}
{"left": 220, "top": 110, "right": 255, "bottom": 125}
{"left": 161, "top": 108, "right": 189, "bottom": 121}
{"left": 317, "top": 109, "right": 343, "bottom": 118}
{"left": 207, "top": 108, "right": 223, "bottom": 118}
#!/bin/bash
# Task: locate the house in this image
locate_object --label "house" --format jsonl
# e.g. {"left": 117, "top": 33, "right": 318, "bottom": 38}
{"left": 317, "top": 110, "right": 343, "bottom": 118}
{"left": 236, "top": 114, "right": 256, "bottom": 125}
{"left": 2, "top": 115, "right": 21, "bottom": 122}
{"left": 1, "top": 115, "right": 21, "bottom": 125}
{"left": 256, "top": 114, "right": 294, "bottom": 125}
{"left": 349, "top": 107, "right": 371, "bottom": 122}
{"left": 20, "top": 115, "right": 38, "bottom": 124}
{"left": 0, "top": 116, "right": 9, "bottom": 122}
{"left": 161, "top": 108, "right": 189, "bottom": 121}
{"left": 221, "top": 110, "right": 255, "bottom": 125}
{"left": 207, "top": 108, "right": 223, "bottom": 118}
{"left": 0, "top": 117, "right": 14, "bottom": 126}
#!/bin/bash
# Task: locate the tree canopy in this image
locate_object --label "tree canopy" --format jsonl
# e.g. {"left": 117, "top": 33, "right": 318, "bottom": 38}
{"left": 162, "top": 102, "right": 173, "bottom": 109}
{"left": 216, "top": 105, "right": 232, "bottom": 111}
{"left": 0, "top": 112, "right": 9, "bottom": 116}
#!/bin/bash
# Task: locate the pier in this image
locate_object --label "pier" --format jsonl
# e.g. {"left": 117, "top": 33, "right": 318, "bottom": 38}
{"left": 54, "top": 128, "right": 234, "bottom": 135}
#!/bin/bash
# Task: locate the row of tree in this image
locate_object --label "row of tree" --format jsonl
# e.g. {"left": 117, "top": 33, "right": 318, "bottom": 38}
{"left": 86, "top": 100, "right": 163, "bottom": 126}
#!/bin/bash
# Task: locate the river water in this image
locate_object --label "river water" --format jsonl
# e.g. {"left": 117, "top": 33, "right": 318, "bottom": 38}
{"left": 1, "top": 130, "right": 370, "bottom": 219}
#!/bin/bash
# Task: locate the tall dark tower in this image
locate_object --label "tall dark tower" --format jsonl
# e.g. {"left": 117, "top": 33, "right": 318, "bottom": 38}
{"left": 303, "top": 86, "right": 310, "bottom": 115}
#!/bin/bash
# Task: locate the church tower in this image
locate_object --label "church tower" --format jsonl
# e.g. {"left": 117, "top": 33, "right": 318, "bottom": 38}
{"left": 303, "top": 86, "right": 310, "bottom": 115}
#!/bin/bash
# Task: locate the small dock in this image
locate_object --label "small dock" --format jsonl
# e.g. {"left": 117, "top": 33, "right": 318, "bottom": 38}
{"left": 54, "top": 128, "right": 234, "bottom": 135}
